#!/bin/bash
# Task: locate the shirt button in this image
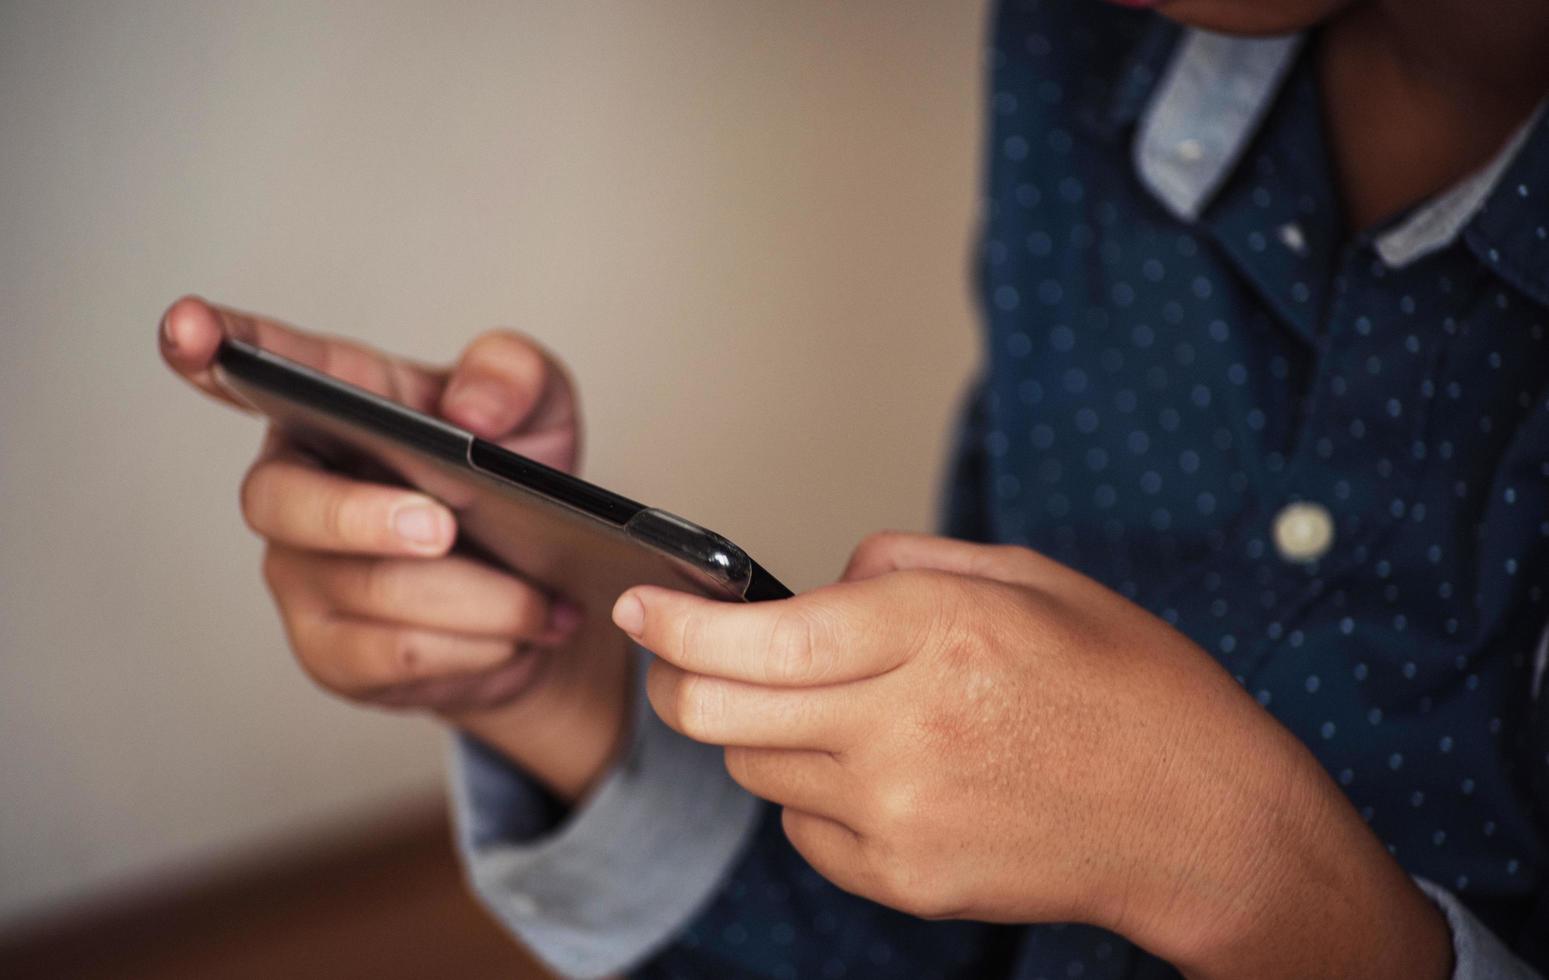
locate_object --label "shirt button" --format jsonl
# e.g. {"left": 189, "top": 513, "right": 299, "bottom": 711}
{"left": 1272, "top": 502, "right": 1334, "bottom": 563}
{"left": 1176, "top": 138, "right": 1205, "bottom": 163}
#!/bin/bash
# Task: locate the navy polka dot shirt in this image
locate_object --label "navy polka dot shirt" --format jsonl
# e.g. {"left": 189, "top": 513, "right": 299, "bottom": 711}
{"left": 636, "top": 3, "right": 1549, "bottom": 977}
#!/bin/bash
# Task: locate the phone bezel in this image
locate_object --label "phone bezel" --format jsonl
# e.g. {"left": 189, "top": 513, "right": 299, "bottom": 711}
{"left": 212, "top": 338, "right": 790, "bottom": 602}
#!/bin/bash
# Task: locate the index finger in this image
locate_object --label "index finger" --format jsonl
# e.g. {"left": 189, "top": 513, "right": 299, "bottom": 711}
{"left": 612, "top": 579, "right": 921, "bottom": 686}
{"left": 158, "top": 295, "right": 441, "bottom": 413}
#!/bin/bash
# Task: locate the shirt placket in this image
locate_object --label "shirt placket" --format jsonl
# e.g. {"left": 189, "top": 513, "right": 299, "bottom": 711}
{"left": 1225, "top": 248, "right": 1453, "bottom": 683}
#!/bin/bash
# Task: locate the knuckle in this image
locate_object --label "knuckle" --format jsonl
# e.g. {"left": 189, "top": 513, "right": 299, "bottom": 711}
{"left": 325, "top": 489, "right": 385, "bottom": 548}
{"left": 767, "top": 610, "right": 818, "bottom": 684}
{"left": 238, "top": 464, "right": 272, "bottom": 533}
{"left": 259, "top": 546, "right": 291, "bottom": 592}
{"left": 934, "top": 625, "right": 982, "bottom": 676}
{"left": 892, "top": 880, "right": 955, "bottom": 920}
{"left": 866, "top": 844, "right": 918, "bottom": 911}
{"left": 360, "top": 558, "right": 401, "bottom": 610}
{"left": 985, "top": 543, "right": 1028, "bottom": 569}
{"left": 912, "top": 573, "right": 982, "bottom": 663}
{"left": 286, "top": 625, "right": 339, "bottom": 692}
{"left": 722, "top": 746, "right": 756, "bottom": 788}
{"left": 847, "top": 530, "right": 905, "bottom": 577}
{"left": 675, "top": 673, "right": 724, "bottom": 740}
{"left": 870, "top": 778, "right": 924, "bottom": 838}
{"left": 319, "top": 490, "right": 349, "bottom": 544}
{"left": 886, "top": 568, "right": 938, "bottom": 609}
{"left": 507, "top": 588, "right": 546, "bottom": 634}
{"left": 865, "top": 840, "right": 953, "bottom": 920}
{"left": 778, "top": 807, "right": 814, "bottom": 859}
{"left": 389, "top": 631, "right": 427, "bottom": 684}
{"left": 291, "top": 648, "right": 332, "bottom": 692}
{"left": 857, "top": 529, "right": 904, "bottom": 561}
{"left": 893, "top": 566, "right": 950, "bottom": 595}
{"left": 677, "top": 608, "right": 706, "bottom": 658}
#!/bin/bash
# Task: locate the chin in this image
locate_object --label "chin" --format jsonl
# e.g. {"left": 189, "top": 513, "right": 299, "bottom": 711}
{"left": 1144, "top": 0, "right": 1356, "bottom": 35}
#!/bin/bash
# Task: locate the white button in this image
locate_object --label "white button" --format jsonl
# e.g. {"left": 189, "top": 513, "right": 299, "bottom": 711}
{"left": 1176, "top": 138, "right": 1205, "bottom": 164}
{"left": 1273, "top": 502, "right": 1334, "bottom": 563}
{"left": 1277, "top": 222, "right": 1308, "bottom": 256}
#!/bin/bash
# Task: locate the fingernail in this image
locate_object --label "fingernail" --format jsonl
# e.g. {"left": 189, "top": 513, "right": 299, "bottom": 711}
{"left": 160, "top": 316, "right": 177, "bottom": 350}
{"left": 550, "top": 598, "right": 582, "bottom": 634}
{"left": 612, "top": 593, "right": 645, "bottom": 637}
{"left": 393, "top": 502, "right": 447, "bottom": 547}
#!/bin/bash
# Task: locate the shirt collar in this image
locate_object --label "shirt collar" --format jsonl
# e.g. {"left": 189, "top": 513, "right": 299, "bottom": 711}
{"left": 1128, "top": 25, "right": 1549, "bottom": 296}
{"left": 1377, "top": 103, "right": 1545, "bottom": 269}
{"left": 1464, "top": 106, "right": 1549, "bottom": 308}
{"left": 1131, "top": 30, "right": 1301, "bottom": 224}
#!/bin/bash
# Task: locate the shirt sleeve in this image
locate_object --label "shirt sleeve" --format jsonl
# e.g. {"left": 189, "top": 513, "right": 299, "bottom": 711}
{"left": 447, "top": 652, "right": 761, "bottom": 980}
{"left": 940, "top": 380, "right": 994, "bottom": 544}
{"left": 1415, "top": 878, "right": 1544, "bottom": 980}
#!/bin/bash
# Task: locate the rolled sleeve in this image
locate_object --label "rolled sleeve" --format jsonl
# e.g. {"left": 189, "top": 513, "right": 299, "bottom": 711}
{"left": 447, "top": 654, "right": 760, "bottom": 980}
{"left": 1415, "top": 878, "right": 1543, "bottom": 980}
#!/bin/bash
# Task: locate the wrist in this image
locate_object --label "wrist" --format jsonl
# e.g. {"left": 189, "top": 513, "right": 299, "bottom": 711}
{"left": 454, "top": 637, "right": 634, "bottom": 803}
{"left": 1130, "top": 740, "right": 1453, "bottom": 980}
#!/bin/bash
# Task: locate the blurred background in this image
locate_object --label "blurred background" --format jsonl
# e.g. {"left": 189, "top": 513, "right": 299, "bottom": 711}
{"left": 0, "top": 1, "right": 985, "bottom": 975}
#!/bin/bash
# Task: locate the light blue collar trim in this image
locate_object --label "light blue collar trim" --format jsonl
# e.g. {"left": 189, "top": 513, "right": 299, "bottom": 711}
{"left": 1374, "top": 102, "right": 1546, "bottom": 268}
{"left": 1132, "top": 30, "right": 1301, "bottom": 223}
{"left": 1134, "top": 28, "right": 1541, "bottom": 269}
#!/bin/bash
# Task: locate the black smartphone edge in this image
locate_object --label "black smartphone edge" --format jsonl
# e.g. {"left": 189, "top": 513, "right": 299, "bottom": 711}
{"left": 213, "top": 338, "right": 791, "bottom": 602}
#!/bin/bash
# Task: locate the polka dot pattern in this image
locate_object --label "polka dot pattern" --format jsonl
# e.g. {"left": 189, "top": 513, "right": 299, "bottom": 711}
{"left": 643, "top": 3, "right": 1549, "bottom": 977}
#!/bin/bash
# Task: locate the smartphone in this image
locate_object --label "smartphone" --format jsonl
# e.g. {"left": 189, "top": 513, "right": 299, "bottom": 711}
{"left": 213, "top": 338, "right": 791, "bottom": 610}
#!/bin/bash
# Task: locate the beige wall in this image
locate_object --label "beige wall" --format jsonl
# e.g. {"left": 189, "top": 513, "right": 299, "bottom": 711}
{"left": 0, "top": 0, "right": 985, "bottom": 923}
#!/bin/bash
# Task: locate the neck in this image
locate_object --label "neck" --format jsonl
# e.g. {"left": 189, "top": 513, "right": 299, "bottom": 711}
{"left": 1316, "top": 0, "right": 1549, "bottom": 230}
{"left": 1361, "top": 0, "right": 1549, "bottom": 123}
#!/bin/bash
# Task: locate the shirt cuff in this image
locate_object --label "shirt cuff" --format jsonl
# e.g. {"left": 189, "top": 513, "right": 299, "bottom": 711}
{"left": 1415, "top": 878, "right": 1543, "bottom": 980}
{"left": 446, "top": 653, "right": 761, "bottom": 980}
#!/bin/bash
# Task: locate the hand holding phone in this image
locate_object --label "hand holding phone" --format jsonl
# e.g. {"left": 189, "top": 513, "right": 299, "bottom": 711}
{"left": 160, "top": 296, "right": 625, "bottom": 801}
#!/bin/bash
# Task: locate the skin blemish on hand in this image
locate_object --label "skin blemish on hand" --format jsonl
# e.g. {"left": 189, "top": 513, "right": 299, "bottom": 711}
{"left": 963, "top": 670, "right": 997, "bottom": 702}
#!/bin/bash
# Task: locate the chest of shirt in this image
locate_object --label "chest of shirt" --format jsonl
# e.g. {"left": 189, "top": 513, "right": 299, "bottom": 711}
{"left": 972, "top": 5, "right": 1548, "bottom": 893}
